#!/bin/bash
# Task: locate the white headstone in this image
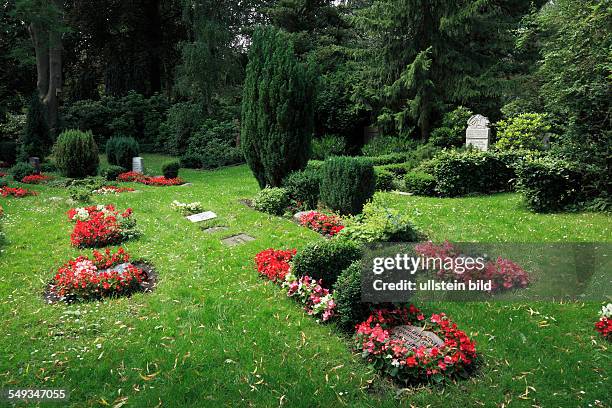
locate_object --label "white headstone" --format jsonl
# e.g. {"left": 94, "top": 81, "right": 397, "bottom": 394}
{"left": 132, "top": 157, "right": 144, "bottom": 173}
{"left": 186, "top": 211, "right": 217, "bottom": 223}
{"left": 465, "top": 114, "right": 491, "bottom": 151}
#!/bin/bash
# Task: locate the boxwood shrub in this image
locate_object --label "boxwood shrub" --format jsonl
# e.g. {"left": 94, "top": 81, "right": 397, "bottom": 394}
{"left": 375, "top": 168, "right": 395, "bottom": 191}
{"left": 333, "top": 261, "right": 371, "bottom": 331}
{"left": 320, "top": 156, "right": 376, "bottom": 215}
{"left": 292, "top": 239, "right": 362, "bottom": 288}
{"left": 101, "top": 165, "right": 126, "bottom": 181}
{"left": 162, "top": 161, "right": 180, "bottom": 179}
{"left": 282, "top": 167, "right": 321, "bottom": 209}
{"left": 404, "top": 171, "right": 436, "bottom": 196}
{"left": 53, "top": 130, "right": 99, "bottom": 178}
{"left": 252, "top": 187, "right": 290, "bottom": 215}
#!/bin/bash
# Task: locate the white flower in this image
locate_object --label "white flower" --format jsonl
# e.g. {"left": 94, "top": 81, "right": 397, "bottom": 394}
{"left": 391, "top": 359, "right": 400, "bottom": 367}
{"left": 600, "top": 303, "right": 612, "bottom": 319}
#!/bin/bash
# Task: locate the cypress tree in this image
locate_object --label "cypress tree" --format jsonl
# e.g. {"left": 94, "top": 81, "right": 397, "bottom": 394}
{"left": 241, "top": 26, "right": 315, "bottom": 188}
{"left": 20, "top": 93, "right": 51, "bottom": 160}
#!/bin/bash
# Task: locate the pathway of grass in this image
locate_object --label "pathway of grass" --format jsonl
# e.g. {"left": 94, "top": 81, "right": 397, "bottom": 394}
{"left": 0, "top": 159, "right": 610, "bottom": 407}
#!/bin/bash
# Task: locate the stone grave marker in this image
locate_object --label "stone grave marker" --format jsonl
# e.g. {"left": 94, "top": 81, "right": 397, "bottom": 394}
{"left": 293, "top": 210, "right": 315, "bottom": 224}
{"left": 186, "top": 211, "right": 217, "bottom": 223}
{"left": 201, "top": 226, "right": 228, "bottom": 234}
{"left": 221, "top": 233, "right": 255, "bottom": 246}
{"left": 28, "top": 157, "right": 41, "bottom": 174}
{"left": 390, "top": 325, "right": 444, "bottom": 349}
{"left": 465, "top": 114, "right": 491, "bottom": 151}
{"left": 132, "top": 157, "right": 144, "bottom": 173}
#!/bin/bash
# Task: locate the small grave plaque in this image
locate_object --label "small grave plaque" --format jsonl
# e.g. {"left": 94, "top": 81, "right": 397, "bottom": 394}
{"left": 465, "top": 114, "right": 491, "bottom": 151}
{"left": 390, "top": 325, "right": 444, "bottom": 349}
{"left": 132, "top": 157, "right": 144, "bottom": 173}
{"left": 28, "top": 157, "right": 41, "bottom": 174}
{"left": 221, "top": 233, "right": 255, "bottom": 246}
{"left": 201, "top": 226, "right": 228, "bottom": 234}
{"left": 186, "top": 211, "right": 217, "bottom": 223}
{"left": 98, "top": 262, "right": 131, "bottom": 275}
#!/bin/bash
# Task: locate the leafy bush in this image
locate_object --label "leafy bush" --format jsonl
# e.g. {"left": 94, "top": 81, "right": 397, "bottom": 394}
{"left": 40, "top": 161, "right": 57, "bottom": 173}
{"left": 516, "top": 157, "right": 584, "bottom": 212}
{"left": 53, "top": 130, "right": 100, "bottom": 178}
{"left": 333, "top": 261, "right": 371, "bottom": 331}
{"left": 430, "top": 150, "right": 514, "bottom": 197}
{"left": 0, "top": 113, "right": 26, "bottom": 142}
{"left": 200, "top": 144, "right": 244, "bottom": 169}
{"left": 158, "top": 102, "right": 204, "bottom": 156}
{"left": 430, "top": 106, "right": 473, "bottom": 148}
{"left": 375, "top": 168, "right": 395, "bottom": 191}
{"left": 292, "top": 239, "right": 362, "bottom": 288}
{"left": 20, "top": 93, "right": 52, "bottom": 160}
{"left": 311, "top": 135, "right": 347, "bottom": 160}
{"left": 320, "top": 156, "right": 376, "bottom": 215}
{"left": 339, "top": 198, "right": 424, "bottom": 244}
{"left": 376, "top": 163, "right": 412, "bottom": 176}
{"left": 184, "top": 120, "right": 244, "bottom": 169}
{"left": 404, "top": 172, "right": 436, "bottom": 196}
{"left": 282, "top": 167, "right": 321, "bottom": 209}
{"left": 363, "top": 152, "right": 407, "bottom": 166}
{"left": 241, "top": 26, "right": 314, "bottom": 188}
{"left": 252, "top": 187, "right": 290, "bottom": 216}
{"left": 10, "top": 162, "right": 35, "bottom": 182}
{"left": 106, "top": 136, "right": 140, "bottom": 170}
{"left": 495, "top": 113, "right": 551, "bottom": 151}
{"left": 101, "top": 165, "right": 126, "bottom": 181}
{"left": 68, "top": 186, "right": 92, "bottom": 202}
{"left": 361, "top": 135, "right": 414, "bottom": 156}
{"left": 179, "top": 153, "right": 203, "bottom": 169}
{"left": 69, "top": 176, "right": 107, "bottom": 191}
{"left": 162, "top": 161, "right": 180, "bottom": 179}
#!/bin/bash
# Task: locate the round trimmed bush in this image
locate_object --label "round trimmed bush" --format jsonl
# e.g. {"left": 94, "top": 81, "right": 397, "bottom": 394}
{"left": 101, "top": 165, "right": 126, "bottom": 181}
{"left": 252, "top": 187, "right": 290, "bottom": 216}
{"left": 53, "top": 130, "right": 100, "bottom": 178}
{"left": 375, "top": 168, "right": 395, "bottom": 191}
{"left": 180, "top": 153, "right": 203, "bottom": 169}
{"left": 282, "top": 167, "right": 321, "bottom": 209}
{"left": 106, "top": 136, "right": 140, "bottom": 170}
{"left": 404, "top": 171, "right": 436, "bottom": 196}
{"left": 320, "top": 156, "right": 376, "bottom": 215}
{"left": 10, "top": 162, "right": 35, "bottom": 182}
{"left": 292, "top": 239, "right": 362, "bottom": 288}
{"left": 162, "top": 161, "right": 180, "bottom": 179}
{"left": 333, "top": 261, "right": 371, "bottom": 331}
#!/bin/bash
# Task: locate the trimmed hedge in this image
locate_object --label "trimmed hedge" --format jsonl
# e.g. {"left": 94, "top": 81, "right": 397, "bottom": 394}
{"left": 404, "top": 171, "right": 436, "bottom": 196}
{"left": 101, "top": 165, "right": 126, "bottom": 181}
{"left": 333, "top": 261, "right": 371, "bottom": 331}
{"left": 375, "top": 168, "right": 395, "bottom": 191}
{"left": 282, "top": 167, "right": 321, "bottom": 209}
{"left": 252, "top": 187, "right": 290, "bottom": 215}
{"left": 292, "top": 239, "right": 362, "bottom": 288}
{"left": 106, "top": 136, "right": 140, "bottom": 170}
{"left": 320, "top": 156, "right": 376, "bottom": 215}
{"left": 180, "top": 153, "right": 203, "bottom": 169}
{"left": 53, "top": 130, "right": 99, "bottom": 178}
{"left": 162, "top": 161, "right": 180, "bottom": 179}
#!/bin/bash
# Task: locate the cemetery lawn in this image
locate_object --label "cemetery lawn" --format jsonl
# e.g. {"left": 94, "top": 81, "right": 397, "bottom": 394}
{"left": 1, "top": 155, "right": 610, "bottom": 407}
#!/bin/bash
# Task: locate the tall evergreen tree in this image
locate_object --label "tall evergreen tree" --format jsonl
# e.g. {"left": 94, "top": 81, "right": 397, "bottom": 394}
{"left": 20, "top": 92, "right": 51, "bottom": 160}
{"left": 241, "top": 26, "right": 315, "bottom": 188}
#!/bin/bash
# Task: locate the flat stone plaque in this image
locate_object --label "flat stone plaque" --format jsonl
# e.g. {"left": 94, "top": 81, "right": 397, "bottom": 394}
{"left": 390, "top": 325, "right": 444, "bottom": 349}
{"left": 221, "top": 233, "right": 255, "bottom": 246}
{"left": 201, "top": 226, "right": 228, "bottom": 234}
{"left": 186, "top": 211, "right": 217, "bottom": 223}
{"left": 98, "top": 262, "right": 131, "bottom": 275}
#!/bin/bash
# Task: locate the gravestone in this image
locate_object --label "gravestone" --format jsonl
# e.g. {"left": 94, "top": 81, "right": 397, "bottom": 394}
{"left": 465, "top": 114, "right": 491, "bottom": 151}
{"left": 390, "top": 325, "right": 444, "bottom": 349}
{"left": 98, "top": 263, "right": 131, "bottom": 275}
{"left": 293, "top": 210, "right": 315, "bottom": 224}
{"left": 132, "top": 157, "right": 144, "bottom": 173}
{"left": 221, "top": 233, "right": 255, "bottom": 246}
{"left": 28, "top": 157, "right": 41, "bottom": 174}
{"left": 186, "top": 211, "right": 217, "bottom": 223}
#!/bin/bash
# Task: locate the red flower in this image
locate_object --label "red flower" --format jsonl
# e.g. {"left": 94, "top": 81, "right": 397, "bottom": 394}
{"left": 117, "top": 172, "right": 184, "bottom": 186}
{"left": 0, "top": 186, "right": 37, "bottom": 198}
{"left": 254, "top": 248, "right": 297, "bottom": 282}
{"left": 21, "top": 174, "right": 52, "bottom": 184}
{"left": 299, "top": 211, "right": 344, "bottom": 237}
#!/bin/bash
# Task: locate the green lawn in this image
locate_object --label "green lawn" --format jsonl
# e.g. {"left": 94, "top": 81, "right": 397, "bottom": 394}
{"left": 1, "top": 156, "right": 610, "bottom": 407}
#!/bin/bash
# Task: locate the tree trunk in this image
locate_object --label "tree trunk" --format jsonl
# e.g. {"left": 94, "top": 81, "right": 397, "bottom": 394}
{"left": 44, "top": 22, "right": 62, "bottom": 135}
{"left": 28, "top": 22, "right": 49, "bottom": 98}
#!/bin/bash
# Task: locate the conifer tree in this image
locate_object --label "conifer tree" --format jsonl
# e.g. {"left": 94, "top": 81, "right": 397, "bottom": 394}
{"left": 19, "top": 93, "right": 51, "bottom": 160}
{"left": 241, "top": 26, "right": 315, "bottom": 188}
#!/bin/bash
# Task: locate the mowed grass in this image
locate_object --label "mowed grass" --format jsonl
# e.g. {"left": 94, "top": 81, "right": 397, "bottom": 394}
{"left": 0, "top": 155, "right": 610, "bottom": 407}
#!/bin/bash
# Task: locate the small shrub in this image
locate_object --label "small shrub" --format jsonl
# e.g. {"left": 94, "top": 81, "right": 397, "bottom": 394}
{"left": 200, "top": 143, "right": 244, "bottom": 169}
{"left": 376, "top": 162, "right": 412, "bottom": 176}
{"left": 361, "top": 135, "right": 414, "bottom": 156}
{"left": 404, "top": 172, "right": 436, "bottom": 196}
{"left": 162, "top": 161, "right": 180, "bottom": 179}
{"left": 106, "top": 136, "right": 140, "bottom": 170}
{"left": 495, "top": 113, "right": 551, "bottom": 151}
{"left": 252, "top": 187, "right": 290, "bottom": 216}
{"left": 333, "top": 261, "right": 371, "bottom": 331}
{"left": 68, "top": 186, "right": 92, "bottom": 202}
{"left": 54, "top": 130, "right": 100, "bottom": 178}
{"left": 10, "top": 162, "right": 35, "bottom": 182}
{"left": 516, "top": 157, "right": 583, "bottom": 212}
{"left": 365, "top": 153, "right": 407, "bottom": 166}
{"left": 292, "top": 239, "right": 362, "bottom": 288}
{"left": 430, "top": 106, "right": 473, "bottom": 148}
{"left": 101, "top": 165, "right": 126, "bottom": 181}
{"left": 69, "top": 176, "right": 107, "bottom": 191}
{"left": 40, "top": 161, "right": 57, "bottom": 173}
{"left": 282, "top": 167, "right": 321, "bottom": 209}
{"left": 320, "top": 156, "right": 376, "bottom": 215}
{"left": 311, "top": 135, "right": 346, "bottom": 160}
{"left": 375, "top": 168, "right": 395, "bottom": 191}
{"left": 180, "top": 153, "right": 203, "bottom": 169}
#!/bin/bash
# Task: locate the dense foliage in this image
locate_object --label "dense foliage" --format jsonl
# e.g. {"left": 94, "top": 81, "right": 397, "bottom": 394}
{"left": 106, "top": 136, "right": 140, "bottom": 170}
{"left": 53, "top": 130, "right": 99, "bottom": 178}
{"left": 320, "top": 156, "right": 376, "bottom": 215}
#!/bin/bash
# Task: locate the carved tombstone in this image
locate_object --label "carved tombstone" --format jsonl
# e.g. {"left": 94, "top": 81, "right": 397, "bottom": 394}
{"left": 390, "top": 325, "right": 445, "bottom": 349}
{"left": 465, "top": 114, "right": 491, "bottom": 151}
{"left": 132, "top": 157, "right": 144, "bottom": 173}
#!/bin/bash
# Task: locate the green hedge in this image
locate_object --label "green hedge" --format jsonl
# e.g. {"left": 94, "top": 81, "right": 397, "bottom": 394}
{"left": 106, "top": 136, "right": 140, "bottom": 170}
{"left": 282, "top": 167, "right": 321, "bottom": 209}
{"left": 53, "top": 130, "right": 99, "bottom": 178}
{"left": 292, "top": 240, "right": 362, "bottom": 288}
{"left": 404, "top": 171, "right": 436, "bottom": 196}
{"left": 320, "top": 156, "right": 376, "bottom": 215}
{"left": 333, "top": 261, "right": 371, "bottom": 331}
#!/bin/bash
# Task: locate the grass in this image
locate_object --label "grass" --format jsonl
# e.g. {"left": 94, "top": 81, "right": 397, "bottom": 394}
{"left": 0, "top": 155, "right": 610, "bottom": 407}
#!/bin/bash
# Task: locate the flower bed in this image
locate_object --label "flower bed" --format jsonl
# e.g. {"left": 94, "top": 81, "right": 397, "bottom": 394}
{"left": 93, "top": 185, "right": 136, "bottom": 195}
{"left": 47, "top": 247, "right": 154, "bottom": 302}
{"left": 117, "top": 171, "right": 184, "bottom": 186}
{"left": 299, "top": 211, "right": 344, "bottom": 237}
{"left": 67, "top": 204, "right": 139, "bottom": 248}
{"left": 354, "top": 307, "right": 478, "bottom": 383}
{"left": 21, "top": 174, "right": 52, "bottom": 184}
{"left": 0, "top": 186, "right": 37, "bottom": 198}
{"left": 414, "top": 241, "right": 530, "bottom": 293}
{"left": 595, "top": 303, "right": 611, "bottom": 340}
{"left": 254, "top": 248, "right": 336, "bottom": 322}
{"left": 171, "top": 200, "right": 203, "bottom": 216}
